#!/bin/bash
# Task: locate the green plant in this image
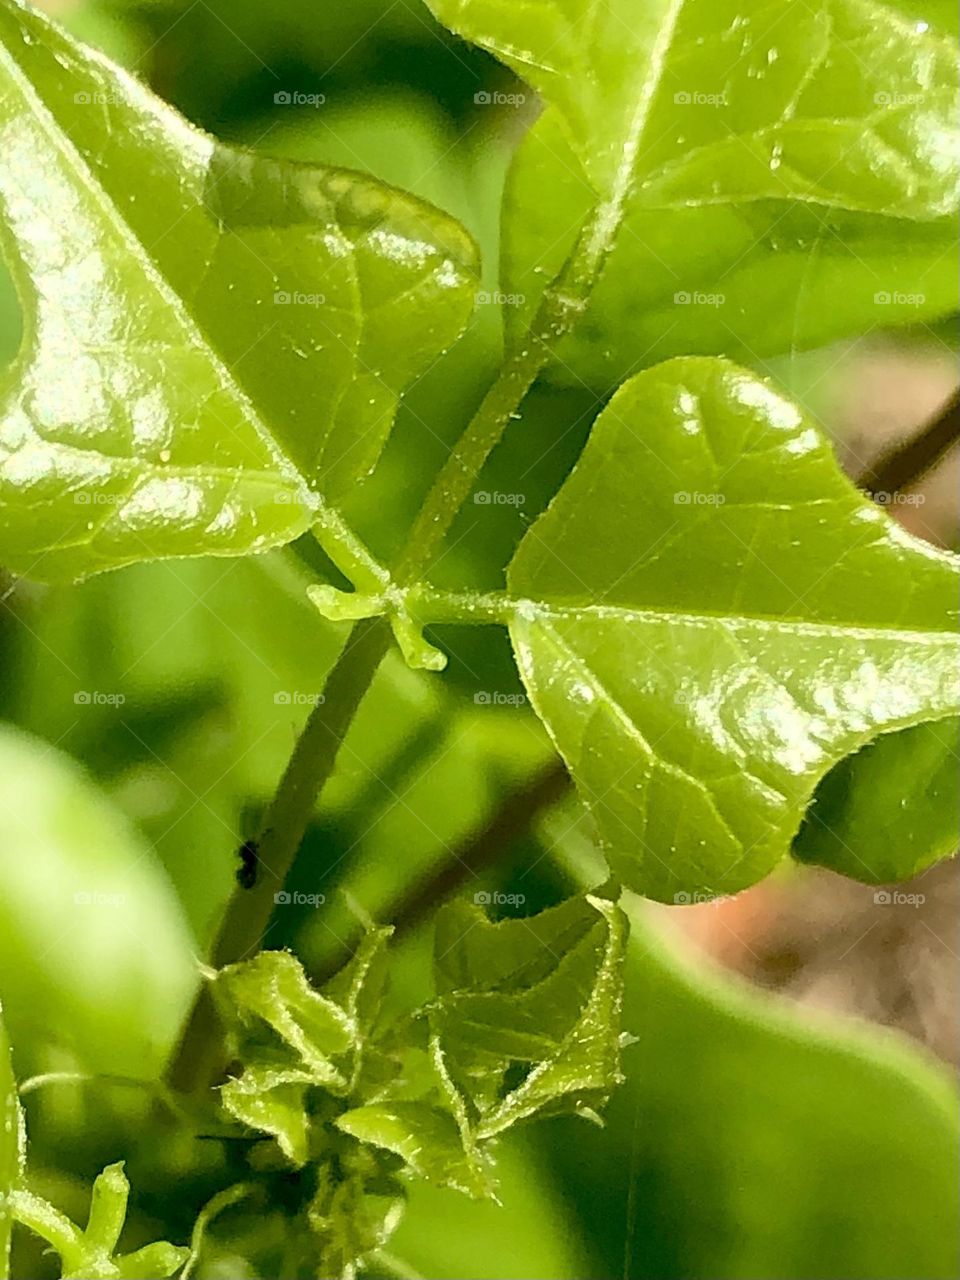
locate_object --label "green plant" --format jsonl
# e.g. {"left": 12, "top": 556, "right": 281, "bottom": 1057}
{"left": 0, "top": 0, "right": 957, "bottom": 1276}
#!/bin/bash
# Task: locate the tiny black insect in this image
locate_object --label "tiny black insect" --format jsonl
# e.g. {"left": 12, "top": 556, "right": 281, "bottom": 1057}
{"left": 236, "top": 839, "right": 259, "bottom": 889}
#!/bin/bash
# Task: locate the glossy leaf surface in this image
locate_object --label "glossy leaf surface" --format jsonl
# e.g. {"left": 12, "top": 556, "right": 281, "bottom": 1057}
{"left": 429, "top": 0, "right": 960, "bottom": 388}
{"left": 507, "top": 358, "right": 960, "bottom": 901}
{"left": 0, "top": 0, "right": 478, "bottom": 580}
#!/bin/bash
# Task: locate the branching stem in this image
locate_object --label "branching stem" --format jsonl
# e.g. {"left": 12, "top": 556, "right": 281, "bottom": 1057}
{"left": 167, "top": 180, "right": 629, "bottom": 1091}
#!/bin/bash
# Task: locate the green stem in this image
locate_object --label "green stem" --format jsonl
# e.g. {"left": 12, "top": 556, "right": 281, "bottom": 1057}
{"left": 166, "top": 616, "right": 392, "bottom": 1092}
{"left": 10, "top": 1190, "right": 82, "bottom": 1264}
{"left": 313, "top": 501, "right": 391, "bottom": 593}
{"left": 180, "top": 1183, "right": 257, "bottom": 1280}
{"left": 394, "top": 262, "right": 590, "bottom": 585}
{"left": 167, "top": 181, "right": 629, "bottom": 1091}
{"left": 370, "top": 1250, "right": 427, "bottom": 1280}
{"left": 407, "top": 585, "right": 516, "bottom": 628}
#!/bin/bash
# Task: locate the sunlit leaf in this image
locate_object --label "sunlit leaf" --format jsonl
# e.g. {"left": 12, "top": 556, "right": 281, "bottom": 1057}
{"left": 507, "top": 357, "right": 960, "bottom": 900}
{"left": 220, "top": 1065, "right": 314, "bottom": 1167}
{"left": 216, "top": 950, "right": 353, "bottom": 1085}
{"left": 0, "top": 0, "right": 478, "bottom": 580}
{"left": 0, "top": 723, "right": 194, "bottom": 1076}
{"left": 428, "top": 0, "right": 960, "bottom": 388}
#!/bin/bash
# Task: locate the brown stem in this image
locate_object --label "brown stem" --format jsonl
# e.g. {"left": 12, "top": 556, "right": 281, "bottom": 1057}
{"left": 314, "top": 760, "right": 571, "bottom": 982}
{"left": 857, "top": 387, "right": 960, "bottom": 496}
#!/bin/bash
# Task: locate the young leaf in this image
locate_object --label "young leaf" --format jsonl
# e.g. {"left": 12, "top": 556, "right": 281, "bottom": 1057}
{"left": 216, "top": 950, "right": 353, "bottom": 1086}
{"left": 216, "top": 940, "right": 397, "bottom": 1165}
{"left": 428, "top": 0, "right": 960, "bottom": 388}
{"left": 336, "top": 1101, "right": 495, "bottom": 1198}
{"left": 0, "top": 0, "right": 478, "bottom": 581}
{"left": 219, "top": 1065, "right": 315, "bottom": 1167}
{"left": 0, "top": 1006, "right": 25, "bottom": 1280}
{"left": 307, "top": 1164, "right": 405, "bottom": 1280}
{"left": 507, "top": 357, "right": 960, "bottom": 901}
{"left": 431, "top": 895, "right": 629, "bottom": 1136}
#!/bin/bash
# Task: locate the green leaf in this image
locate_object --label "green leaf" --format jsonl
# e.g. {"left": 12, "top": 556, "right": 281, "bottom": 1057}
{"left": 322, "top": 926, "right": 393, "bottom": 1040}
{"left": 0, "top": 1007, "right": 25, "bottom": 1280}
{"left": 336, "top": 1101, "right": 494, "bottom": 1199}
{"left": 434, "top": 896, "right": 598, "bottom": 996}
{"left": 794, "top": 717, "right": 960, "bottom": 882}
{"left": 0, "top": 723, "right": 194, "bottom": 1076}
{"left": 219, "top": 1065, "right": 314, "bottom": 1167}
{"left": 216, "top": 950, "right": 353, "bottom": 1086}
{"left": 307, "top": 1164, "right": 404, "bottom": 1280}
{"left": 0, "top": 0, "right": 478, "bottom": 581}
{"left": 428, "top": 0, "right": 960, "bottom": 389}
{"left": 546, "top": 845, "right": 960, "bottom": 1280}
{"left": 432, "top": 895, "right": 628, "bottom": 1136}
{"left": 507, "top": 357, "right": 960, "bottom": 901}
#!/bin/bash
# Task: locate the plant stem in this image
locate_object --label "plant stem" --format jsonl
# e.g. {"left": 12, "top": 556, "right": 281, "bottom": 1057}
{"left": 166, "top": 616, "right": 391, "bottom": 1092}
{"left": 314, "top": 760, "right": 571, "bottom": 982}
{"left": 393, "top": 218, "right": 613, "bottom": 584}
{"left": 167, "top": 184, "right": 629, "bottom": 1091}
{"left": 10, "top": 1190, "right": 81, "bottom": 1263}
{"left": 857, "top": 386, "right": 960, "bottom": 496}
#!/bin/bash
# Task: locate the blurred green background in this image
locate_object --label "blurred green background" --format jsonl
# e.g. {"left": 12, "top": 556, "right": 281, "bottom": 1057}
{"left": 0, "top": 2, "right": 957, "bottom": 1277}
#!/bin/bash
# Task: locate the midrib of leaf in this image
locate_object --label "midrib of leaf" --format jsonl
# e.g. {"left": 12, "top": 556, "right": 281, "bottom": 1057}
{"left": 577, "top": 0, "right": 687, "bottom": 269}
{"left": 566, "top": 0, "right": 956, "bottom": 217}
{"left": 0, "top": 34, "right": 314, "bottom": 503}
{"left": 516, "top": 599, "right": 960, "bottom": 642}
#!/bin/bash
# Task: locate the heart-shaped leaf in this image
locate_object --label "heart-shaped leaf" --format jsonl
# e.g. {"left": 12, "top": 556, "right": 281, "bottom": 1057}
{"left": 428, "top": 0, "right": 959, "bottom": 389}
{"left": 507, "top": 357, "right": 960, "bottom": 901}
{"left": 0, "top": 0, "right": 478, "bottom": 581}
